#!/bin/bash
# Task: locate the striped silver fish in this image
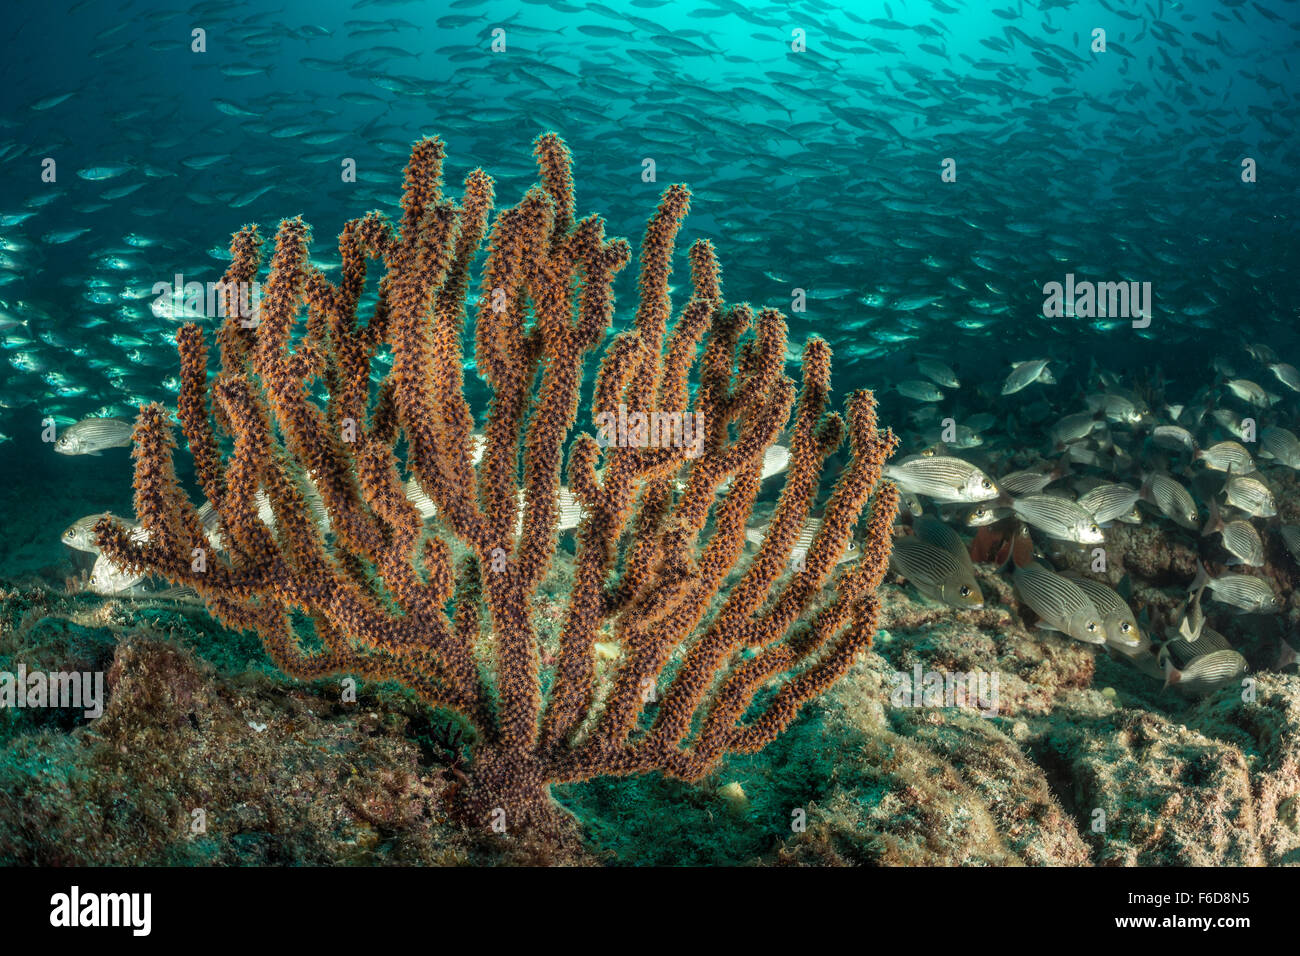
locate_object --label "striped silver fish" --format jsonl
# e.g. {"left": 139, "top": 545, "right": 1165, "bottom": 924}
{"left": 1013, "top": 562, "right": 1106, "bottom": 644}
{"left": 62, "top": 512, "right": 112, "bottom": 553}
{"left": 1077, "top": 483, "right": 1140, "bottom": 524}
{"left": 1205, "top": 570, "right": 1280, "bottom": 614}
{"left": 1065, "top": 574, "right": 1141, "bottom": 648}
{"left": 1203, "top": 501, "right": 1265, "bottom": 567}
{"left": 1163, "top": 647, "right": 1248, "bottom": 697}
{"left": 1195, "top": 440, "right": 1254, "bottom": 474}
{"left": 88, "top": 552, "right": 148, "bottom": 595}
{"left": 1224, "top": 474, "right": 1276, "bottom": 518}
{"left": 404, "top": 479, "right": 438, "bottom": 519}
{"left": 53, "top": 417, "right": 135, "bottom": 455}
{"left": 1150, "top": 424, "right": 1195, "bottom": 454}
{"left": 1260, "top": 427, "right": 1300, "bottom": 469}
{"left": 1166, "top": 623, "right": 1233, "bottom": 666}
{"left": 719, "top": 443, "right": 789, "bottom": 492}
{"left": 882, "top": 455, "right": 998, "bottom": 503}
{"left": 1011, "top": 494, "right": 1104, "bottom": 544}
{"left": 1267, "top": 362, "right": 1300, "bottom": 393}
{"left": 997, "top": 468, "right": 1056, "bottom": 497}
{"left": 1049, "top": 411, "right": 1101, "bottom": 445}
{"left": 889, "top": 517, "right": 983, "bottom": 609}
{"left": 746, "top": 516, "right": 858, "bottom": 565}
{"left": 62, "top": 513, "right": 150, "bottom": 553}
{"left": 1279, "top": 525, "right": 1300, "bottom": 563}
{"left": 1142, "top": 473, "right": 1199, "bottom": 530}
{"left": 1002, "top": 359, "right": 1053, "bottom": 395}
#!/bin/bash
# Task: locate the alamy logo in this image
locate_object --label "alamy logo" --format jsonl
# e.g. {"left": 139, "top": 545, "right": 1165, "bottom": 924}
{"left": 1042, "top": 273, "right": 1151, "bottom": 328}
{"left": 151, "top": 273, "right": 261, "bottom": 325}
{"left": 890, "top": 665, "right": 999, "bottom": 716}
{"left": 49, "top": 886, "right": 151, "bottom": 936}
{"left": 594, "top": 403, "right": 705, "bottom": 459}
{"left": 0, "top": 665, "right": 104, "bottom": 718}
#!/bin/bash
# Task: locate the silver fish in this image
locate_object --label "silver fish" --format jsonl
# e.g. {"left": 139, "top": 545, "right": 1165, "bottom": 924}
{"left": 1279, "top": 525, "right": 1300, "bottom": 563}
{"left": 916, "top": 359, "right": 959, "bottom": 389}
{"left": 1065, "top": 574, "right": 1141, "bottom": 649}
{"left": 1085, "top": 392, "right": 1147, "bottom": 426}
{"left": 1210, "top": 410, "right": 1252, "bottom": 442}
{"left": 897, "top": 379, "right": 944, "bottom": 402}
{"left": 883, "top": 455, "right": 998, "bottom": 503}
{"left": 1224, "top": 474, "right": 1276, "bottom": 518}
{"left": 1050, "top": 411, "right": 1101, "bottom": 445}
{"left": 1150, "top": 424, "right": 1196, "bottom": 454}
{"left": 746, "top": 516, "right": 857, "bottom": 565}
{"left": 88, "top": 552, "right": 147, "bottom": 595}
{"left": 54, "top": 417, "right": 135, "bottom": 455}
{"left": 1077, "top": 483, "right": 1140, "bottom": 524}
{"left": 1225, "top": 378, "right": 1275, "bottom": 407}
{"left": 1197, "top": 440, "right": 1255, "bottom": 473}
{"left": 1267, "top": 362, "right": 1300, "bottom": 393}
{"left": 1163, "top": 647, "right": 1248, "bottom": 697}
{"left": 719, "top": 443, "right": 788, "bottom": 491}
{"left": 1203, "top": 501, "right": 1264, "bottom": 566}
{"left": 62, "top": 513, "right": 149, "bottom": 553}
{"left": 1142, "top": 473, "right": 1200, "bottom": 530}
{"left": 1176, "top": 565, "right": 1209, "bottom": 643}
{"left": 1002, "top": 359, "right": 1054, "bottom": 396}
{"left": 1259, "top": 427, "right": 1300, "bottom": 469}
{"left": 889, "top": 518, "right": 983, "bottom": 609}
{"left": 1011, "top": 495, "right": 1104, "bottom": 544}
{"left": 1205, "top": 570, "right": 1281, "bottom": 614}
{"left": 998, "top": 468, "right": 1056, "bottom": 497}
{"left": 1013, "top": 562, "right": 1106, "bottom": 644}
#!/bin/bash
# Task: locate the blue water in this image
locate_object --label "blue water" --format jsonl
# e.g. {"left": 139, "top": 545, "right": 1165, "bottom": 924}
{"left": 0, "top": 0, "right": 1296, "bottom": 577}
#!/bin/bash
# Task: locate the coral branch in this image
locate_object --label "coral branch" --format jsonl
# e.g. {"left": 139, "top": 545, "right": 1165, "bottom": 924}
{"left": 97, "top": 132, "right": 897, "bottom": 837}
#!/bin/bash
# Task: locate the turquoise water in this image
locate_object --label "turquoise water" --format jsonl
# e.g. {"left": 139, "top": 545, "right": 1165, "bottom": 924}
{"left": 0, "top": 0, "right": 1296, "bottom": 621}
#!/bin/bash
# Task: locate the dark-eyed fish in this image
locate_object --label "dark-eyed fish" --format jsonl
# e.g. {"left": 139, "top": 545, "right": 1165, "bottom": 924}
{"left": 1002, "top": 358, "right": 1054, "bottom": 395}
{"left": 1077, "top": 483, "right": 1140, "bottom": 524}
{"left": 1195, "top": 440, "right": 1254, "bottom": 474}
{"left": 889, "top": 516, "right": 984, "bottom": 609}
{"left": 1011, "top": 494, "right": 1104, "bottom": 544}
{"left": 883, "top": 455, "right": 999, "bottom": 503}
{"left": 1064, "top": 574, "right": 1141, "bottom": 649}
{"left": 1013, "top": 562, "right": 1106, "bottom": 644}
{"left": 1162, "top": 643, "right": 1248, "bottom": 697}
{"left": 1141, "top": 473, "right": 1200, "bottom": 530}
{"left": 1202, "top": 500, "right": 1264, "bottom": 567}
{"left": 54, "top": 417, "right": 135, "bottom": 455}
{"left": 1204, "top": 568, "right": 1281, "bottom": 614}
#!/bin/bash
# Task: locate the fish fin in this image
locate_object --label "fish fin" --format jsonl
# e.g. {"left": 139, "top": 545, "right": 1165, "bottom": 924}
{"left": 1201, "top": 498, "right": 1222, "bottom": 536}
{"left": 1276, "top": 640, "right": 1297, "bottom": 671}
{"left": 1190, "top": 559, "right": 1210, "bottom": 593}
{"left": 1160, "top": 649, "right": 1180, "bottom": 690}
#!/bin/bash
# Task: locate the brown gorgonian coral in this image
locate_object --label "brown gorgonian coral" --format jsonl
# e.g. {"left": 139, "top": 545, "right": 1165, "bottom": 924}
{"left": 95, "top": 132, "right": 898, "bottom": 838}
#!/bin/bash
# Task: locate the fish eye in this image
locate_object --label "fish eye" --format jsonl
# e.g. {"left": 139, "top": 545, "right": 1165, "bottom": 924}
{"left": 1086, "top": 623, "right": 1097, "bottom": 632}
{"left": 1090, "top": 524, "right": 1099, "bottom": 534}
{"left": 1120, "top": 622, "right": 1132, "bottom": 633}
{"left": 981, "top": 479, "right": 992, "bottom": 489}
{"left": 959, "top": 585, "right": 971, "bottom": 596}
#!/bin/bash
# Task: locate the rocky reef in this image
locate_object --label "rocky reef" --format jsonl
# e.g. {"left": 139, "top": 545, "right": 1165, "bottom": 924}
{"left": 3, "top": 551, "right": 1297, "bottom": 866}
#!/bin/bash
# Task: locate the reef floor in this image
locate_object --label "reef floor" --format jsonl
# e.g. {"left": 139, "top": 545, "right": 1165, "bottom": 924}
{"left": 2, "top": 557, "right": 1299, "bottom": 866}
